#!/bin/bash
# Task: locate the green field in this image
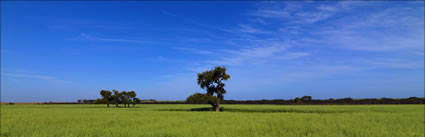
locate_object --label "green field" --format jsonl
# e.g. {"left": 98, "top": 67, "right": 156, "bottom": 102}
{"left": 1, "top": 104, "right": 424, "bottom": 137}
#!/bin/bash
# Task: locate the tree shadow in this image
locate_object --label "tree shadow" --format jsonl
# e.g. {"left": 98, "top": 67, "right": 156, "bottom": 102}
{"left": 224, "top": 108, "right": 356, "bottom": 113}
{"left": 159, "top": 107, "right": 218, "bottom": 112}
{"left": 160, "top": 107, "right": 357, "bottom": 114}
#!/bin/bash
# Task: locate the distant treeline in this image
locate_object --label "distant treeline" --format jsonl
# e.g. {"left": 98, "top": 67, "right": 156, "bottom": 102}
{"left": 221, "top": 97, "right": 425, "bottom": 105}
{"left": 144, "top": 96, "right": 424, "bottom": 105}
{"left": 32, "top": 96, "right": 424, "bottom": 105}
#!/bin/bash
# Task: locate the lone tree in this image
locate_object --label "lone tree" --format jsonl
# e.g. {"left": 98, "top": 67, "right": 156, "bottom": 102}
{"left": 197, "top": 66, "right": 230, "bottom": 112}
{"left": 100, "top": 90, "right": 112, "bottom": 107}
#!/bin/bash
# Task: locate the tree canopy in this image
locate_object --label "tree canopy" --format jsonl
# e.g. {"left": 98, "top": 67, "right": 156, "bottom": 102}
{"left": 197, "top": 66, "right": 230, "bottom": 112}
{"left": 98, "top": 90, "right": 140, "bottom": 108}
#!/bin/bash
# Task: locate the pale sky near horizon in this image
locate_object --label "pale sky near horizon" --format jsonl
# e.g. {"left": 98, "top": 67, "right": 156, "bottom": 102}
{"left": 1, "top": 1, "right": 424, "bottom": 102}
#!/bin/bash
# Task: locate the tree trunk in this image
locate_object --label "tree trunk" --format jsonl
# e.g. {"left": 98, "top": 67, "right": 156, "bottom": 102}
{"left": 116, "top": 103, "right": 118, "bottom": 108}
{"left": 133, "top": 104, "right": 135, "bottom": 107}
{"left": 215, "top": 96, "right": 220, "bottom": 112}
{"left": 107, "top": 103, "right": 109, "bottom": 108}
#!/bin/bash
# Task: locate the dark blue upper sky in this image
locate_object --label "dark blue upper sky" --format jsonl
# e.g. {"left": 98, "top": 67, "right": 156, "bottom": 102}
{"left": 1, "top": 1, "right": 424, "bottom": 102}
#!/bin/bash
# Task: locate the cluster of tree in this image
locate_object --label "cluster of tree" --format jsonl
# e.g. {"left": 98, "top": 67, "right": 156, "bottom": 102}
{"left": 97, "top": 90, "right": 141, "bottom": 108}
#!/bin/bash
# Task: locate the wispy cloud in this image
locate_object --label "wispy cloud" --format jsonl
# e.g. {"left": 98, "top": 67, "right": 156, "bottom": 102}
{"left": 317, "top": 4, "right": 337, "bottom": 11}
{"left": 275, "top": 52, "right": 310, "bottom": 60}
{"left": 250, "top": 1, "right": 423, "bottom": 52}
{"left": 185, "top": 1, "right": 424, "bottom": 82}
{"left": 251, "top": 2, "right": 298, "bottom": 19}
{"left": 238, "top": 24, "right": 271, "bottom": 34}
{"left": 364, "top": 58, "right": 424, "bottom": 69}
{"left": 229, "top": 44, "right": 288, "bottom": 58}
{"left": 252, "top": 2, "right": 340, "bottom": 24}
{"left": 253, "top": 8, "right": 291, "bottom": 19}
{"left": 312, "top": 5, "right": 424, "bottom": 52}
{"left": 207, "top": 43, "right": 310, "bottom": 66}
{"left": 161, "top": 10, "right": 229, "bottom": 33}
{"left": 337, "top": 1, "right": 371, "bottom": 9}
{"left": 293, "top": 12, "right": 332, "bottom": 24}
{"left": 75, "top": 33, "right": 156, "bottom": 44}
{"left": 2, "top": 72, "right": 70, "bottom": 83}
{"left": 174, "top": 47, "right": 214, "bottom": 55}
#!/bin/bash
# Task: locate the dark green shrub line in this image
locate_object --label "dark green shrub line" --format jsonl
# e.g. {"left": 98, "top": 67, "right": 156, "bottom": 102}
{"left": 38, "top": 97, "right": 423, "bottom": 105}
{"left": 221, "top": 96, "right": 424, "bottom": 105}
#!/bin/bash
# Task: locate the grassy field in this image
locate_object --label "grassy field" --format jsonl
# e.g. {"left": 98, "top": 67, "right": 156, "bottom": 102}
{"left": 1, "top": 104, "right": 423, "bottom": 137}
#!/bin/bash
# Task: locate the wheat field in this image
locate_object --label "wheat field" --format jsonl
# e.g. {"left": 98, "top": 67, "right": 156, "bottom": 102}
{"left": 1, "top": 104, "right": 423, "bottom": 137}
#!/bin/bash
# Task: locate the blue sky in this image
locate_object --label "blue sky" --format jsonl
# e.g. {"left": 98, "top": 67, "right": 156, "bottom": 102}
{"left": 1, "top": 1, "right": 424, "bottom": 102}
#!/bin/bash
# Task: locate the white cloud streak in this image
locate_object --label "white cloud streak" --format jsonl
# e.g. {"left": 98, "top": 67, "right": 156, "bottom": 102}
{"left": 207, "top": 43, "right": 310, "bottom": 66}
{"left": 174, "top": 47, "right": 214, "bottom": 55}
{"left": 76, "top": 33, "right": 156, "bottom": 44}
{"left": 2, "top": 72, "right": 70, "bottom": 83}
{"left": 238, "top": 24, "right": 271, "bottom": 34}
